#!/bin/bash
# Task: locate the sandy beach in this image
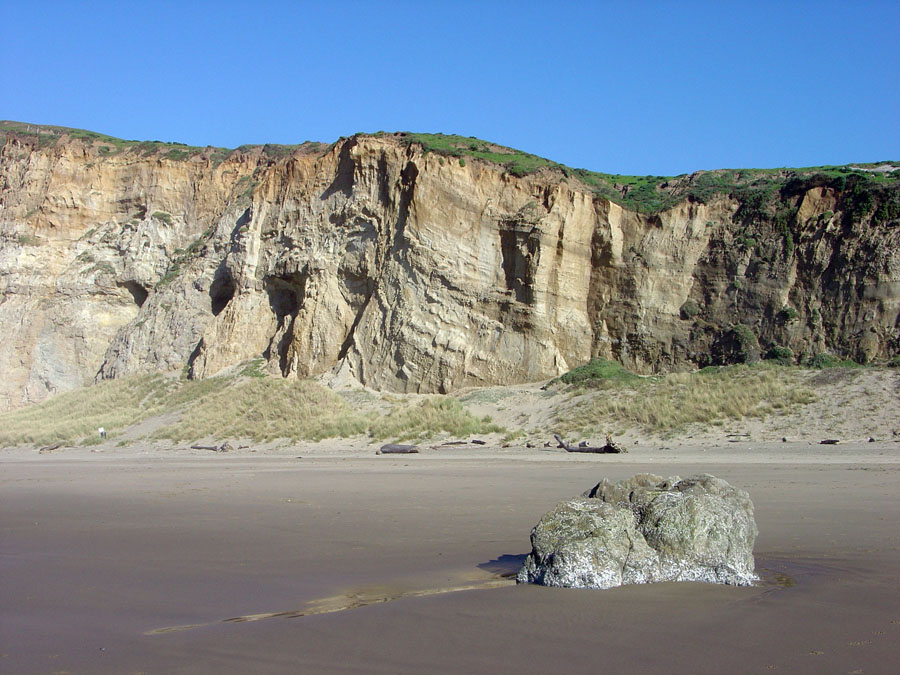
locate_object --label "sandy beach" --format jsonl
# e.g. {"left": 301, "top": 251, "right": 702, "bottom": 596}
{"left": 2, "top": 441, "right": 899, "bottom": 673}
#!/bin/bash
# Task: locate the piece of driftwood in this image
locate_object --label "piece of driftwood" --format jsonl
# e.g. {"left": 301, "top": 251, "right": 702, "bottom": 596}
{"left": 554, "top": 434, "right": 627, "bottom": 454}
{"left": 191, "top": 442, "right": 233, "bottom": 452}
{"left": 378, "top": 444, "right": 419, "bottom": 455}
{"left": 430, "top": 441, "right": 463, "bottom": 450}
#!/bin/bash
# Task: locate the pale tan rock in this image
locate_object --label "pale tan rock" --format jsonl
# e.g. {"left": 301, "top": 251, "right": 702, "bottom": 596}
{"left": 0, "top": 129, "right": 898, "bottom": 410}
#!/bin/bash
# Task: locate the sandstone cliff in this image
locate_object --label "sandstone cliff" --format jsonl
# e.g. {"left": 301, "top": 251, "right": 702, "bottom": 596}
{"left": 1, "top": 123, "right": 898, "bottom": 409}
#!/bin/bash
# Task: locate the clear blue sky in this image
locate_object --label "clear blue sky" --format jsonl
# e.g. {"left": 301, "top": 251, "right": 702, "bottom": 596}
{"left": 2, "top": 1, "right": 898, "bottom": 176}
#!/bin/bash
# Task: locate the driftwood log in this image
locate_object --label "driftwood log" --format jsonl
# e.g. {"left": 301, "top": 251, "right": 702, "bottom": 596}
{"left": 554, "top": 434, "right": 626, "bottom": 454}
{"left": 191, "top": 442, "right": 233, "bottom": 453}
{"left": 378, "top": 444, "right": 419, "bottom": 455}
{"left": 428, "top": 439, "right": 488, "bottom": 450}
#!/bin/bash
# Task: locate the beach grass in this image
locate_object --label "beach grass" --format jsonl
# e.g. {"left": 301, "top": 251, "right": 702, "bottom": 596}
{"left": 1, "top": 357, "right": 838, "bottom": 448}
{"left": 151, "top": 377, "right": 370, "bottom": 442}
{"left": 368, "top": 397, "right": 503, "bottom": 442}
{"left": 0, "top": 373, "right": 232, "bottom": 446}
{"left": 0, "top": 367, "right": 506, "bottom": 447}
{"left": 554, "top": 364, "right": 816, "bottom": 436}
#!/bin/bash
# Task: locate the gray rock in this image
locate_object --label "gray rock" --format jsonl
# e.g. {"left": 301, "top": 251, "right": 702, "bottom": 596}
{"left": 517, "top": 473, "right": 758, "bottom": 589}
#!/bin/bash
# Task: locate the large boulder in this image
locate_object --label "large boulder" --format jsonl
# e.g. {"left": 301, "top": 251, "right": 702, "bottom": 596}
{"left": 517, "top": 473, "right": 758, "bottom": 589}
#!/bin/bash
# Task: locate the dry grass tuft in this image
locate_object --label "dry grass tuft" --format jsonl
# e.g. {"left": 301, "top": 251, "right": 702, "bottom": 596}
{"left": 0, "top": 374, "right": 231, "bottom": 446}
{"left": 0, "top": 368, "right": 505, "bottom": 447}
{"left": 368, "top": 397, "right": 503, "bottom": 442}
{"left": 555, "top": 365, "right": 816, "bottom": 436}
{"left": 153, "top": 378, "right": 369, "bottom": 442}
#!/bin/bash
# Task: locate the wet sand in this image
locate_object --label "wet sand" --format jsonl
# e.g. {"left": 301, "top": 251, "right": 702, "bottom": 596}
{"left": 2, "top": 444, "right": 900, "bottom": 673}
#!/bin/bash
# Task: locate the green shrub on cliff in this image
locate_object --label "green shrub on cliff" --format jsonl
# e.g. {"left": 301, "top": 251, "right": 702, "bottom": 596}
{"left": 712, "top": 324, "right": 760, "bottom": 365}
{"left": 557, "top": 359, "right": 642, "bottom": 387}
{"left": 778, "top": 305, "right": 799, "bottom": 322}
{"left": 679, "top": 299, "right": 701, "bottom": 320}
{"left": 765, "top": 345, "right": 795, "bottom": 365}
{"left": 152, "top": 211, "right": 173, "bottom": 225}
{"left": 807, "top": 353, "right": 860, "bottom": 369}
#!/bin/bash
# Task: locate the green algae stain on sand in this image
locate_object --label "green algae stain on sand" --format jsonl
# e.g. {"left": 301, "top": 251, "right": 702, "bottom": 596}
{"left": 145, "top": 574, "right": 515, "bottom": 635}
{"left": 772, "top": 572, "right": 797, "bottom": 588}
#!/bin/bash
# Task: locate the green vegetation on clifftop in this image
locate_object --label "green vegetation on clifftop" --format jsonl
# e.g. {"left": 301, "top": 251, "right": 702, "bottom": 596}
{"left": 0, "top": 121, "right": 326, "bottom": 164}
{"left": 372, "top": 131, "right": 900, "bottom": 216}
{"left": 3, "top": 121, "right": 898, "bottom": 217}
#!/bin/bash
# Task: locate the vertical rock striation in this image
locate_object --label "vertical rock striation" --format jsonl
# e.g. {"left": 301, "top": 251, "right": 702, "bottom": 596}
{"left": 0, "top": 125, "right": 898, "bottom": 409}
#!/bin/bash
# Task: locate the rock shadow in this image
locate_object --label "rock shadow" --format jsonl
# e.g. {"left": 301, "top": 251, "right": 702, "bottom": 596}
{"left": 118, "top": 280, "right": 149, "bottom": 308}
{"left": 477, "top": 553, "right": 529, "bottom": 578}
{"left": 320, "top": 138, "right": 358, "bottom": 200}
{"left": 209, "top": 263, "right": 236, "bottom": 316}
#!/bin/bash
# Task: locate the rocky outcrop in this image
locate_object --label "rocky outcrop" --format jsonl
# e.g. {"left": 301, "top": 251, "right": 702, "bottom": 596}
{"left": 517, "top": 474, "right": 758, "bottom": 588}
{"left": 1, "top": 125, "right": 898, "bottom": 409}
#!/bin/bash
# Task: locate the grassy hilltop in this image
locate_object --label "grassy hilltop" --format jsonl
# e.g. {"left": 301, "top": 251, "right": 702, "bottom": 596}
{"left": 3, "top": 120, "right": 898, "bottom": 218}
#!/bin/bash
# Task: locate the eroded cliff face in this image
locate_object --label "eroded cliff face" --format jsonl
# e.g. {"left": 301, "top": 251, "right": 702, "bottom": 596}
{"left": 1, "top": 129, "right": 898, "bottom": 409}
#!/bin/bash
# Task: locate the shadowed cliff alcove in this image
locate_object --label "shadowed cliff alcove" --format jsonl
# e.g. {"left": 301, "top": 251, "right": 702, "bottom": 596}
{"left": 209, "top": 270, "right": 236, "bottom": 317}
{"left": 264, "top": 272, "right": 308, "bottom": 374}
{"left": 118, "top": 280, "right": 149, "bottom": 308}
{"left": 499, "top": 222, "right": 540, "bottom": 305}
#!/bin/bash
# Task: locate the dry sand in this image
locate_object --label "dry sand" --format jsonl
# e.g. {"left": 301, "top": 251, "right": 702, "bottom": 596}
{"left": 2, "top": 441, "right": 900, "bottom": 673}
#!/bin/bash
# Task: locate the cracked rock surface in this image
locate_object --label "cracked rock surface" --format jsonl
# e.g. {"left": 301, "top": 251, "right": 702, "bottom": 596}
{"left": 517, "top": 473, "right": 758, "bottom": 588}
